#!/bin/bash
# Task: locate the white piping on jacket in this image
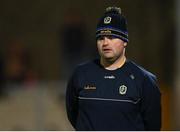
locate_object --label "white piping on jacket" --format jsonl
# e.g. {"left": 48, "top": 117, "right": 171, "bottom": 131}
{"left": 78, "top": 96, "right": 141, "bottom": 104}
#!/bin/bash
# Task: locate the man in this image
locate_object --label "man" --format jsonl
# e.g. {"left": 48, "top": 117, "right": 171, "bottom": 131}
{"left": 66, "top": 7, "right": 161, "bottom": 131}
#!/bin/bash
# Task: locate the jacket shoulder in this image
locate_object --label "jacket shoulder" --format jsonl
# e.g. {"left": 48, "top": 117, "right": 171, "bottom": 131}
{"left": 127, "top": 61, "right": 157, "bottom": 81}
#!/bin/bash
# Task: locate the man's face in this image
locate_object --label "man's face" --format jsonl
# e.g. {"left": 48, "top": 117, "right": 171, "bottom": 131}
{"left": 97, "top": 36, "right": 127, "bottom": 62}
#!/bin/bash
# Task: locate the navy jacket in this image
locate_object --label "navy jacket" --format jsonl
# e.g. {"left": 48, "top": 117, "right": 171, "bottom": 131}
{"left": 66, "top": 59, "right": 161, "bottom": 131}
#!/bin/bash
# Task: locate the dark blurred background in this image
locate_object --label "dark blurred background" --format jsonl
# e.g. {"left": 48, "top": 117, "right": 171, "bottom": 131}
{"left": 0, "top": 0, "right": 178, "bottom": 130}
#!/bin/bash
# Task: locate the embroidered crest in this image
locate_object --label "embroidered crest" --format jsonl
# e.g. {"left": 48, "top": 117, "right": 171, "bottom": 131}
{"left": 119, "top": 85, "right": 127, "bottom": 95}
{"left": 104, "top": 16, "right": 112, "bottom": 24}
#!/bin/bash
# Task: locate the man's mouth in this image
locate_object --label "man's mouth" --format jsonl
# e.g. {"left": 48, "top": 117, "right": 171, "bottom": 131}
{"left": 103, "top": 48, "right": 112, "bottom": 52}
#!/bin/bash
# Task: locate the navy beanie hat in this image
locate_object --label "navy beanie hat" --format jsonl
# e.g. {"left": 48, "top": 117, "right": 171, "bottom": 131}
{"left": 96, "top": 7, "right": 128, "bottom": 42}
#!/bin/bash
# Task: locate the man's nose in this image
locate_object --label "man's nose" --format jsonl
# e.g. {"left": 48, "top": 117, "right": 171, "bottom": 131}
{"left": 103, "top": 37, "right": 109, "bottom": 45}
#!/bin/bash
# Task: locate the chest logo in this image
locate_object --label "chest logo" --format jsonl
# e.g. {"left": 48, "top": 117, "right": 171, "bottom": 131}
{"left": 104, "top": 75, "right": 115, "bottom": 79}
{"left": 119, "top": 85, "right": 127, "bottom": 95}
{"left": 84, "top": 85, "right": 96, "bottom": 90}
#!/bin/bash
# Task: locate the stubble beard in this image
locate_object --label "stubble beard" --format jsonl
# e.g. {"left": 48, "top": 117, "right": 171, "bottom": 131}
{"left": 101, "top": 49, "right": 125, "bottom": 66}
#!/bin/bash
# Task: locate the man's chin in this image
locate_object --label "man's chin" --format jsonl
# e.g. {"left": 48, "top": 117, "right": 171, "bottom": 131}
{"left": 104, "top": 56, "right": 116, "bottom": 62}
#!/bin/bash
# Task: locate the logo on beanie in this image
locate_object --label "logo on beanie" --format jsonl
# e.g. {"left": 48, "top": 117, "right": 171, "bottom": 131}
{"left": 104, "top": 16, "right": 111, "bottom": 24}
{"left": 100, "top": 30, "right": 111, "bottom": 34}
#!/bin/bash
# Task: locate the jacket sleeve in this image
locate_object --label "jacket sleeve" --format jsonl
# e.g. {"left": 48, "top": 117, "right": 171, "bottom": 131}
{"left": 66, "top": 69, "right": 79, "bottom": 129}
{"left": 140, "top": 75, "right": 161, "bottom": 130}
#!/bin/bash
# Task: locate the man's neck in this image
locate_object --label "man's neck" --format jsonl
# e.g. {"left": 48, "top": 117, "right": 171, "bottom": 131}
{"left": 101, "top": 55, "right": 126, "bottom": 70}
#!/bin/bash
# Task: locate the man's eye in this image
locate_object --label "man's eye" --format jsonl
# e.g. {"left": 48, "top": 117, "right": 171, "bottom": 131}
{"left": 97, "top": 36, "right": 104, "bottom": 40}
{"left": 107, "top": 36, "right": 116, "bottom": 40}
{"left": 97, "top": 36, "right": 117, "bottom": 41}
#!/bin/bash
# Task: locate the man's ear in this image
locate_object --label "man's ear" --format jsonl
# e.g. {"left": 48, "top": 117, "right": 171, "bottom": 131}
{"left": 124, "top": 42, "right": 127, "bottom": 47}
